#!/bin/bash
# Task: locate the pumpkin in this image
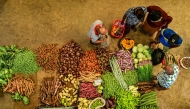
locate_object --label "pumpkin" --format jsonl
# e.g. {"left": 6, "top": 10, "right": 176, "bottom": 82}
{"left": 120, "top": 38, "right": 135, "bottom": 49}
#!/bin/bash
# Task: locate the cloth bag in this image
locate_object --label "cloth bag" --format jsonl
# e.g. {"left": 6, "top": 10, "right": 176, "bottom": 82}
{"left": 151, "top": 48, "right": 165, "bottom": 65}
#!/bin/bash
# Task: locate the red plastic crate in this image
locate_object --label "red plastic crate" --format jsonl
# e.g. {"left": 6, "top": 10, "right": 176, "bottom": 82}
{"left": 111, "top": 20, "right": 125, "bottom": 38}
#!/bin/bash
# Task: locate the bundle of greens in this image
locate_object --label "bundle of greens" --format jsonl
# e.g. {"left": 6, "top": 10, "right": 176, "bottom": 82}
{"left": 109, "top": 56, "right": 128, "bottom": 91}
{"left": 116, "top": 90, "right": 139, "bottom": 109}
{"left": 139, "top": 91, "right": 158, "bottom": 107}
{"left": 0, "top": 45, "right": 23, "bottom": 86}
{"left": 101, "top": 70, "right": 138, "bottom": 98}
{"left": 12, "top": 92, "right": 29, "bottom": 105}
{"left": 12, "top": 50, "right": 39, "bottom": 74}
{"left": 137, "top": 60, "right": 153, "bottom": 82}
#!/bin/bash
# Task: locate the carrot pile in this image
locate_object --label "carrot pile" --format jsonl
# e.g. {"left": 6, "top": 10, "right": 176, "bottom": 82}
{"left": 3, "top": 77, "right": 35, "bottom": 97}
{"left": 39, "top": 77, "right": 62, "bottom": 107}
{"left": 35, "top": 44, "right": 59, "bottom": 70}
{"left": 78, "top": 50, "right": 101, "bottom": 73}
{"left": 79, "top": 71, "right": 101, "bottom": 82}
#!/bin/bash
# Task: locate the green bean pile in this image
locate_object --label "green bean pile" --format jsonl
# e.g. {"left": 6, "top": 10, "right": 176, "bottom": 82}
{"left": 12, "top": 50, "right": 39, "bottom": 74}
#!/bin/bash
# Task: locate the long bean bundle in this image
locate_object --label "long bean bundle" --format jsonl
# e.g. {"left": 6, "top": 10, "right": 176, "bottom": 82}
{"left": 109, "top": 56, "right": 128, "bottom": 91}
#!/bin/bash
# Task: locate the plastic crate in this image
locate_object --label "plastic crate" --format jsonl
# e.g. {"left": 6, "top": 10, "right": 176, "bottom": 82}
{"left": 111, "top": 20, "right": 125, "bottom": 38}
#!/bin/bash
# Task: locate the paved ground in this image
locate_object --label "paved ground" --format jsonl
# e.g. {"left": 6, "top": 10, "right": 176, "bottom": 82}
{"left": 0, "top": 0, "right": 190, "bottom": 109}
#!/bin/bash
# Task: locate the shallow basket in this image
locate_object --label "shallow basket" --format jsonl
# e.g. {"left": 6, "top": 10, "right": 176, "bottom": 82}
{"left": 180, "top": 57, "right": 190, "bottom": 70}
{"left": 119, "top": 37, "right": 134, "bottom": 50}
{"left": 111, "top": 20, "right": 125, "bottom": 38}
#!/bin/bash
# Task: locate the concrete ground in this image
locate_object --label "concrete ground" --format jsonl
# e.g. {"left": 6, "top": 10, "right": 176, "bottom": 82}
{"left": 0, "top": 0, "right": 190, "bottom": 109}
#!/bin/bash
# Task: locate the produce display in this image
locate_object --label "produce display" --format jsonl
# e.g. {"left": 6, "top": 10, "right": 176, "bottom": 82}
{"left": 115, "top": 50, "right": 134, "bottom": 71}
{"left": 139, "top": 91, "right": 158, "bottom": 107}
{"left": 120, "top": 38, "right": 135, "bottom": 50}
{"left": 137, "top": 60, "right": 153, "bottom": 82}
{"left": 39, "top": 77, "right": 62, "bottom": 107}
{"left": 35, "top": 44, "right": 59, "bottom": 70}
{"left": 104, "top": 96, "right": 117, "bottom": 109}
{"left": 116, "top": 90, "right": 139, "bottom": 109}
{"left": 95, "top": 48, "right": 113, "bottom": 72}
{"left": 0, "top": 40, "right": 164, "bottom": 109}
{"left": 0, "top": 45, "right": 23, "bottom": 86}
{"left": 109, "top": 56, "right": 128, "bottom": 91}
{"left": 78, "top": 50, "right": 101, "bottom": 73}
{"left": 137, "top": 81, "right": 155, "bottom": 94}
{"left": 101, "top": 71, "right": 138, "bottom": 98}
{"left": 180, "top": 57, "right": 190, "bottom": 69}
{"left": 12, "top": 92, "right": 29, "bottom": 105}
{"left": 3, "top": 76, "right": 35, "bottom": 97}
{"left": 89, "top": 97, "right": 105, "bottom": 109}
{"left": 79, "top": 71, "right": 101, "bottom": 82}
{"left": 59, "top": 74, "right": 79, "bottom": 107}
{"left": 58, "top": 40, "right": 83, "bottom": 77}
{"left": 132, "top": 44, "right": 152, "bottom": 68}
{"left": 78, "top": 97, "right": 92, "bottom": 109}
{"left": 12, "top": 50, "right": 39, "bottom": 74}
{"left": 79, "top": 82, "right": 102, "bottom": 99}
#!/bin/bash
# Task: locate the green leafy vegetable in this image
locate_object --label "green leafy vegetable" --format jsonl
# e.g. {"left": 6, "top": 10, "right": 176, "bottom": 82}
{"left": 22, "top": 96, "right": 29, "bottom": 105}
{"left": 12, "top": 50, "right": 39, "bottom": 74}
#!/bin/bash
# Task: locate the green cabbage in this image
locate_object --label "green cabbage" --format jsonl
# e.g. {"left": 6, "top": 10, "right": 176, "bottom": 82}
{"left": 132, "top": 53, "right": 136, "bottom": 58}
{"left": 137, "top": 47, "right": 144, "bottom": 53}
{"left": 137, "top": 44, "right": 143, "bottom": 48}
{"left": 137, "top": 53, "right": 144, "bottom": 59}
{"left": 143, "top": 45, "right": 149, "bottom": 50}
{"left": 133, "top": 59, "right": 138, "bottom": 64}
{"left": 132, "top": 46, "right": 137, "bottom": 53}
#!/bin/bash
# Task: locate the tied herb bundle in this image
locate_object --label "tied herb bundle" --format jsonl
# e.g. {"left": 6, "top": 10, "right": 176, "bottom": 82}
{"left": 12, "top": 50, "right": 39, "bottom": 74}
{"left": 137, "top": 60, "right": 153, "bottom": 82}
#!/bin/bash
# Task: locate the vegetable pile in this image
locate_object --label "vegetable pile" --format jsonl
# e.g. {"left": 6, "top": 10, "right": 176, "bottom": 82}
{"left": 35, "top": 44, "right": 59, "bottom": 70}
{"left": 132, "top": 44, "right": 152, "bottom": 69}
{"left": 0, "top": 45, "right": 23, "bottom": 86}
{"left": 137, "top": 81, "right": 155, "bottom": 94}
{"left": 3, "top": 76, "right": 35, "bottom": 97}
{"left": 79, "top": 82, "right": 102, "bottom": 99}
{"left": 101, "top": 71, "right": 138, "bottom": 98}
{"left": 39, "top": 77, "right": 62, "bottom": 107}
{"left": 109, "top": 56, "right": 128, "bottom": 91}
{"left": 78, "top": 50, "right": 101, "bottom": 73}
{"left": 115, "top": 50, "right": 134, "bottom": 71}
{"left": 139, "top": 91, "right": 158, "bottom": 108}
{"left": 95, "top": 48, "right": 113, "bottom": 73}
{"left": 104, "top": 96, "right": 117, "bottom": 109}
{"left": 59, "top": 74, "right": 79, "bottom": 107}
{"left": 58, "top": 40, "right": 83, "bottom": 77}
{"left": 120, "top": 38, "right": 135, "bottom": 50}
{"left": 89, "top": 97, "right": 105, "bottom": 109}
{"left": 78, "top": 98, "right": 92, "bottom": 109}
{"left": 137, "top": 60, "right": 153, "bottom": 82}
{"left": 12, "top": 50, "right": 39, "bottom": 74}
{"left": 79, "top": 71, "right": 101, "bottom": 82}
{"left": 116, "top": 90, "right": 139, "bottom": 109}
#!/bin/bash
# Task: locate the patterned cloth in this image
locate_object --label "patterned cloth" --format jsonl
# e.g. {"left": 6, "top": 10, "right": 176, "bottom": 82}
{"left": 157, "top": 64, "right": 179, "bottom": 88}
{"left": 125, "top": 6, "right": 147, "bottom": 26}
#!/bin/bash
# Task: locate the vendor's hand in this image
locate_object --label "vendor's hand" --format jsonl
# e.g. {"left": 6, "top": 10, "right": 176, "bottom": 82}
{"left": 103, "top": 37, "right": 107, "bottom": 42}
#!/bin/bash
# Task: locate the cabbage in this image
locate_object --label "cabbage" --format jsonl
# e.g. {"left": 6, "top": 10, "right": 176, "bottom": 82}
{"left": 137, "top": 53, "right": 144, "bottom": 59}
{"left": 134, "top": 64, "right": 138, "bottom": 69}
{"left": 138, "top": 58, "right": 143, "bottom": 62}
{"left": 147, "top": 55, "right": 152, "bottom": 60}
{"left": 137, "top": 44, "right": 143, "bottom": 48}
{"left": 137, "top": 47, "right": 144, "bottom": 53}
{"left": 132, "top": 46, "right": 137, "bottom": 53}
{"left": 132, "top": 53, "right": 136, "bottom": 58}
{"left": 143, "top": 45, "right": 149, "bottom": 50}
{"left": 143, "top": 49, "right": 149, "bottom": 56}
{"left": 133, "top": 58, "right": 138, "bottom": 64}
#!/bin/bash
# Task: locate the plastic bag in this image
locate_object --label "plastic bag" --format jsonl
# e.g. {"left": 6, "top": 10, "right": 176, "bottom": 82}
{"left": 151, "top": 48, "right": 165, "bottom": 65}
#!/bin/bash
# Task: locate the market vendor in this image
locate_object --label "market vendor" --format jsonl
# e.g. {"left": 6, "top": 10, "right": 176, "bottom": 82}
{"left": 153, "top": 64, "right": 179, "bottom": 90}
{"left": 87, "top": 20, "right": 110, "bottom": 48}
{"left": 140, "top": 5, "right": 172, "bottom": 36}
{"left": 121, "top": 6, "right": 147, "bottom": 34}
